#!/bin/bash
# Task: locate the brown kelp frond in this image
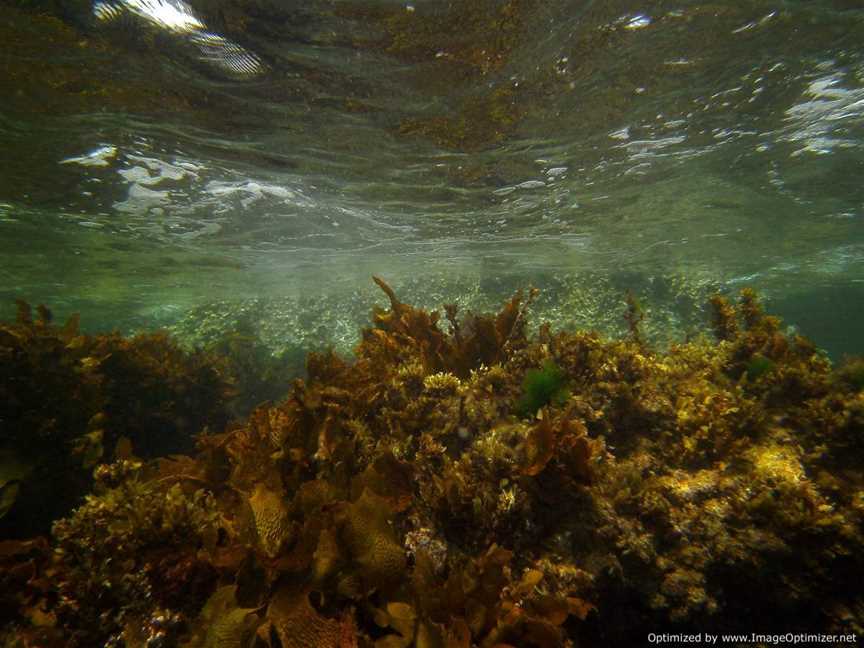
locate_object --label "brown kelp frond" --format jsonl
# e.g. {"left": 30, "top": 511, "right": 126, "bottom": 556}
{"left": 362, "top": 276, "right": 535, "bottom": 378}
{"left": 708, "top": 293, "right": 738, "bottom": 342}
{"left": 265, "top": 583, "right": 343, "bottom": 648}
{"left": 184, "top": 585, "right": 260, "bottom": 648}
{"left": 248, "top": 482, "right": 293, "bottom": 559}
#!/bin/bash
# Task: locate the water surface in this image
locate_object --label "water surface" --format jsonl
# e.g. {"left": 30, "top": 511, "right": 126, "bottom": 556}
{"left": 2, "top": 0, "right": 863, "bottom": 356}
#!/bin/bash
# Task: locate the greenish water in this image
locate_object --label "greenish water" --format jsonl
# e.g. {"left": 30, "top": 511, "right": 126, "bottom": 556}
{"left": 1, "top": 0, "right": 863, "bottom": 356}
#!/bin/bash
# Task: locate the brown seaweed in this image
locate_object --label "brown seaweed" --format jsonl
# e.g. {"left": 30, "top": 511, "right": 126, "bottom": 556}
{"left": 1, "top": 283, "right": 863, "bottom": 647}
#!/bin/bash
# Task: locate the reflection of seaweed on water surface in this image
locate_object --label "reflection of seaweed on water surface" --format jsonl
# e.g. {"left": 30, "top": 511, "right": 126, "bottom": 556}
{"left": 333, "top": 0, "right": 647, "bottom": 152}
{"left": 336, "top": 0, "right": 531, "bottom": 77}
{"left": 0, "top": 5, "right": 200, "bottom": 116}
{"left": 335, "top": 0, "right": 533, "bottom": 151}
{"left": 1, "top": 280, "right": 863, "bottom": 646}
{"left": 398, "top": 85, "right": 524, "bottom": 152}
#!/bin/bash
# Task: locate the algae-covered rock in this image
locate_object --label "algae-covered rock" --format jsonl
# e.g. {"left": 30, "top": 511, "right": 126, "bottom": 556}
{"left": 0, "top": 301, "right": 234, "bottom": 537}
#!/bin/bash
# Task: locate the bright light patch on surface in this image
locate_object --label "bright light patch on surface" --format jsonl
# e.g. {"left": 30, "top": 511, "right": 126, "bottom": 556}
{"left": 190, "top": 32, "right": 265, "bottom": 77}
{"left": 731, "top": 11, "right": 776, "bottom": 34}
{"left": 60, "top": 145, "right": 118, "bottom": 167}
{"left": 93, "top": 0, "right": 265, "bottom": 77}
{"left": 783, "top": 65, "right": 864, "bottom": 155}
{"left": 94, "top": 0, "right": 205, "bottom": 33}
{"left": 621, "top": 14, "right": 651, "bottom": 30}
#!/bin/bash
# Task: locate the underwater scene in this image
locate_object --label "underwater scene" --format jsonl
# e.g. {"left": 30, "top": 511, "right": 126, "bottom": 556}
{"left": 1, "top": 0, "right": 864, "bottom": 646}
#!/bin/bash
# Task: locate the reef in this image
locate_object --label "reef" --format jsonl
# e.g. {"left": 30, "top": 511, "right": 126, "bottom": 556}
{"left": 0, "top": 301, "right": 234, "bottom": 537}
{"left": 1, "top": 280, "right": 863, "bottom": 647}
{"left": 167, "top": 270, "right": 719, "bottom": 362}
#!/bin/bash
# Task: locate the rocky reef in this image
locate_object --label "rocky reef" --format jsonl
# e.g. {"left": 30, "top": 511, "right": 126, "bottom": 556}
{"left": 167, "top": 270, "right": 719, "bottom": 362}
{"left": 1, "top": 280, "right": 862, "bottom": 647}
{"left": 0, "top": 301, "right": 235, "bottom": 538}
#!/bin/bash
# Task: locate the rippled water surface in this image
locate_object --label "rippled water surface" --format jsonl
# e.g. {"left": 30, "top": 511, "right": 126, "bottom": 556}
{"left": 2, "top": 0, "right": 863, "bottom": 355}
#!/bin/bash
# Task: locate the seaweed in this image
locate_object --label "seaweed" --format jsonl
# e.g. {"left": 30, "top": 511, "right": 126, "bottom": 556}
{"left": 516, "top": 360, "right": 570, "bottom": 418}
{"left": 744, "top": 353, "right": 775, "bottom": 381}
{"left": 0, "top": 302, "right": 235, "bottom": 537}
{"left": 1, "top": 282, "right": 863, "bottom": 647}
{"left": 836, "top": 357, "right": 864, "bottom": 391}
{"left": 623, "top": 290, "right": 645, "bottom": 347}
{"left": 204, "top": 330, "right": 303, "bottom": 417}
